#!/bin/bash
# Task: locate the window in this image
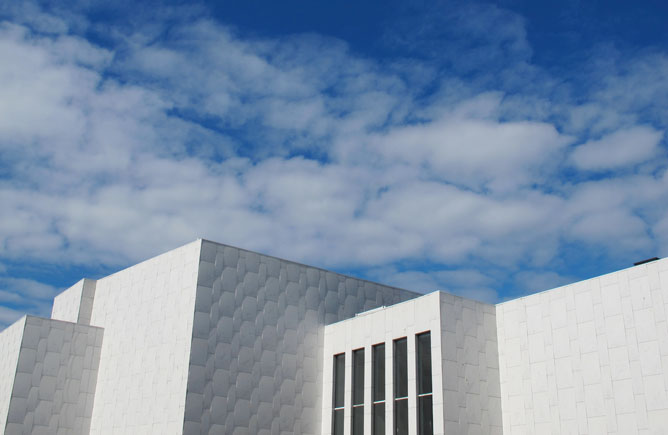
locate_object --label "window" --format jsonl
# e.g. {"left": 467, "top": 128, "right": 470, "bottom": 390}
{"left": 333, "top": 353, "right": 345, "bottom": 435}
{"left": 416, "top": 332, "right": 433, "bottom": 435}
{"left": 352, "top": 348, "right": 365, "bottom": 434}
{"left": 334, "top": 332, "right": 432, "bottom": 435}
{"left": 372, "top": 343, "right": 385, "bottom": 435}
{"left": 393, "top": 338, "right": 408, "bottom": 435}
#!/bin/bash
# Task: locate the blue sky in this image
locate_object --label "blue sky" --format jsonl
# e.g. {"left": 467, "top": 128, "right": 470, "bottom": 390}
{"left": 1, "top": 0, "right": 668, "bottom": 329}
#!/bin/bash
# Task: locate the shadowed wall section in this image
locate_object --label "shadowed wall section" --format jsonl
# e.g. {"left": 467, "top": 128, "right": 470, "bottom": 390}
{"left": 184, "top": 240, "right": 419, "bottom": 434}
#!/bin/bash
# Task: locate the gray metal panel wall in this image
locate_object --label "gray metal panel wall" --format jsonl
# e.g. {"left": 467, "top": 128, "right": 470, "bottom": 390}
{"left": 184, "top": 240, "right": 420, "bottom": 434}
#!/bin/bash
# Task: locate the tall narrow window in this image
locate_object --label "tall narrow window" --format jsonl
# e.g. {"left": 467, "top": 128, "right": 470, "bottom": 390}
{"left": 393, "top": 338, "right": 408, "bottom": 435}
{"left": 372, "top": 343, "right": 385, "bottom": 435}
{"left": 352, "top": 348, "right": 365, "bottom": 434}
{"left": 333, "top": 353, "right": 345, "bottom": 435}
{"left": 416, "top": 332, "right": 433, "bottom": 435}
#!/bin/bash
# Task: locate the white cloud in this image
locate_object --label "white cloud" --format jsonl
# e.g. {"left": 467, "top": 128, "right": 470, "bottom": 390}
{"left": 0, "top": 306, "right": 25, "bottom": 330}
{"left": 569, "top": 209, "right": 649, "bottom": 250}
{"left": 571, "top": 126, "right": 664, "bottom": 171}
{"left": 0, "top": 277, "right": 58, "bottom": 300}
{"left": 1, "top": 4, "right": 668, "bottom": 322}
{"left": 651, "top": 211, "right": 668, "bottom": 258}
{"left": 369, "top": 102, "right": 573, "bottom": 192}
{"left": 591, "top": 50, "right": 668, "bottom": 125}
{"left": 513, "top": 270, "right": 575, "bottom": 297}
{"left": 0, "top": 277, "right": 57, "bottom": 328}
{"left": 367, "top": 267, "right": 499, "bottom": 304}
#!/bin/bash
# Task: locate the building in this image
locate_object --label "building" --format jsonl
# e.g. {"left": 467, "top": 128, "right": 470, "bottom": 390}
{"left": 0, "top": 238, "right": 667, "bottom": 434}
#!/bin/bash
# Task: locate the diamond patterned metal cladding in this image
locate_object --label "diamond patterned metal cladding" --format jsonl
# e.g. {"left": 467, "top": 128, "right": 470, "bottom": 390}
{"left": 1, "top": 316, "right": 103, "bottom": 434}
{"left": 184, "top": 241, "right": 419, "bottom": 435}
{"left": 0, "top": 317, "right": 25, "bottom": 434}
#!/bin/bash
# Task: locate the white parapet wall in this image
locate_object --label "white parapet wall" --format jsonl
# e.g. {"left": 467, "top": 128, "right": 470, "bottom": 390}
{"left": 52, "top": 278, "right": 97, "bottom": 325}
{"left": 496, "top": 258, "right": 668, "bottom": 434}
{"left": 322, "top": 292, "right": 444, "bottom": 435}
{"left": 439, "top": 292, "right": 502, "bottom": 435}
{"left": 320, "top": 292, "right": 443, "bottom": 435}
{"left": 86, "top": 239, "right": 202, "bottom": 434}
{"left": 321, "top": 291, "right": 502, "bottom": 435}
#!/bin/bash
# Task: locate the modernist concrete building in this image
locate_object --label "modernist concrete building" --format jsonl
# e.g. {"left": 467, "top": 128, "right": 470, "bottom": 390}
{"left": 1, "top": 238, "right": 667, "bottom": 434}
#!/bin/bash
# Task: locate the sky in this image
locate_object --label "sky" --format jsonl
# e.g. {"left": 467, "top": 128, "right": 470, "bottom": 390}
{"left": 1, "top": 0, "right": 668, "bottom": 329}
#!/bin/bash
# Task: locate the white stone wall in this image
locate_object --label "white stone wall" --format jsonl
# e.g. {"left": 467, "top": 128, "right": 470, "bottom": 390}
{"left": 184, "top": 240, "right": 419, "bottom": 435}
{"left": 322, "top": 292, "right": 444, "bottom": 435}
{"left": 88, "top": 240, "right": 201, "bottom": 434}
{"left": 439, "top": 292, "right": 502, "bottom": 435}
{"left": 78, "top": 279, "right": 96, "bottom": 325}
{"left": 497, "top": 258, "right": 668, "bottom": 434}
{"left": 0, "top": 316, "right": 25, "bottom": 434}
{"left": 52, "top": 278, "right": 97, "bottom": 325}
{"left": 3, "top": 316, "right": 103, "bottom": 434}
{"left": 52, "top": 281, "right": 85, "bottom": 323}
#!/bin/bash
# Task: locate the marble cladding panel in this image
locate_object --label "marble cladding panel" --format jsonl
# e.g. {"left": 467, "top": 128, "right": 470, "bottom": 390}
{"left": 52, "top": 281, "right": 85, "bottom": 324}
{"left": 439, "top": 292, "right": 502, "bottom": 435}
{"left": 77, "top": 280, "right": 97, "bottom": 325}
{"left": 496, "top": 258, "right": 668, "bottom": 434}
{"left": 0, "top": 316, "right": 26, "bottom": 434}
{"left": 52, "top": 279, "right": 97, "bottom": 325}
{"left": 3, "top": 316, "right": 103, "bottom": 434}
{"left": 184, "top": 240, "right": 420, "bottom": 435}
{"left": 322, "top": 292, "right": 444, "bottom": 435}
{"left": 88, "top": 240, "right": 202, "bottom": 434}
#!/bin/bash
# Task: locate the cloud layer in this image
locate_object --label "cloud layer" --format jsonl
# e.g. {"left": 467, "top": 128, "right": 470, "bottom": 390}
{"left": 1, "top": 2, "right": 667, "bottom": 327}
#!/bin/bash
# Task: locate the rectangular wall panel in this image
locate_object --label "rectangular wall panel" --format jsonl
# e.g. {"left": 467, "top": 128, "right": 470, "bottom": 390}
{"left": 439, "top": 292, "right": 502, "bottom": 435}
{"left": 87, "top": 240, "right": 202, "bottom": 434}
{"left": 52, "top": 278, "right": 97, "bottom": 325}
{"left": 496, "top": 258, "right": 668, "bottom": 434}
{"left": 323, "top": 292, "right": 443, "bottom": 435}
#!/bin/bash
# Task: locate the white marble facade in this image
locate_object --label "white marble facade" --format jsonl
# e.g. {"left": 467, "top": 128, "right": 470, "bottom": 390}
{"left": 496, "top": 258, "right": 668, "bottom": 434}
{"left": 0, "top": 239, "right": 667, "bottom": 434}
{"left": 322, "top": 292, "right": 502, "bottom": 435}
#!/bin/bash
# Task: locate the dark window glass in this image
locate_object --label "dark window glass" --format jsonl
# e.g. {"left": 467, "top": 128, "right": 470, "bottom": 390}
{"left": 372, "top": 343, "right": 385, "bottom": 435}
{"left": 416, "top": 332, "right": 432, "bottom": 395}
{"left": 333, "top": 409, "right": 345, "bottom": 435}
{"left": 372, "top": 344, "right": 385, "bottom": 401}
{"left": 333, "top": 353, "right": 345, "bottom": 435}
{"left": 393, "top": 338, "right": 408, "bottom": 399}
{"left": 373, "top": 403, "right": 385, "bottom": 435}
{"left": 334, "top": 353, "right": 345, "bottom": 408}
{"left": 352, "top": 406, "right": 364, "bottom": 434}
{"left": 418, "top": 395, "right": 433, "bottom": 435}
{"left": 393, "top": 338, "right": 408, "bottom": 435}
{"left": 353, "top": 348, "right": 365, "bottom": 405}
{"left": 416, "top": 332, "right": 433, "bottom": 435}
{"left": 394, "top": 398, "right": 408, "bottom": 435}
{"left": 352, "top": 348, "right": 364, "bottom": 435}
